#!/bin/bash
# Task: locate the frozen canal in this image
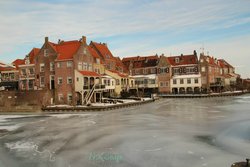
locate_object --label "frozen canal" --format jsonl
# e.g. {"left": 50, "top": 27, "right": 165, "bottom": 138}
{"left": 0, "top": 95, "right": 250, "bottom": 167}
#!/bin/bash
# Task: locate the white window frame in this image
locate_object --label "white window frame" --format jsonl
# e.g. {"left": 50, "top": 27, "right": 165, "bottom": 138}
{"left": 44, "top": 49, "right": 48, "bottom": 57}
{"left": 40, "top": 63, "right": 45, "bottom": 72}
{"left": 58, "top": 77, "right": 63, "bottom": 85}
{"left": 67, "top": 77, "right": 73, "bottom": 84}
{"left": 50, "top": 62, "right": 55, "bottom": 71}
{"left": 67, "top": 93, "right": 73, "bottom": 102}
{"left": 40, "top": 76, "right": 45, "bottom": 87}
{"left": 57, "top": 62, "right": 62, "bottom": 68}
{"left": 67, "top": 61, "right": 73, "bottom": 68}
{"left": 58, "top": 94, "right": 64, "bottom": 101}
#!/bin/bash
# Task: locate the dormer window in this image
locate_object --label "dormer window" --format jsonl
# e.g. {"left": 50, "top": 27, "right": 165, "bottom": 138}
{"left": 175, "top": 58, "right": 179, "bottom": 63}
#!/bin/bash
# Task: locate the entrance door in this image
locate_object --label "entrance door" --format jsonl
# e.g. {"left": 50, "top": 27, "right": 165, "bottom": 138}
{"left": 50, "top": 75, "right": 55, "bottom": 90}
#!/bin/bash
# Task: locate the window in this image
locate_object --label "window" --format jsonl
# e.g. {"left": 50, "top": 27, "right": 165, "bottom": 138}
{"left": 96, "top": 58, "right": 100, "bottom": 64}
{"left": 67, "top": 61, "right": 73, "bottom": 67}
{"left": 88, "top": 64, "right": 92, "bottom": 71}
{"left": 44, "top": 49, "right": 48, "bottom": 57}
{"left": 67, "top": 93, "right": 72, "bottom": 102}
{"left": 58, "top": 77, "right": 63, "bottom": 85}
{"left": 83, "top": 62, "right": 88, "bottom": 70}
{"left": 187, "top": 79, "right": 191, "bottom": 84}
{"left": 57, "top": 62, "right": 62, "bottom": 68}
{"left": 58, "top": 94, "right": 63, "bottom": 101}
{"left": 21, "top": 69, "right": 26, "bottom": 75}
{"left": 166, "top": 81, "right": 169, "bottom": 86}
{"left": 28, "top": 80, "right": 33, "bottom": 90}
{"left": 112, "top": 81, "right": 114, "bottom": 86}
{"left": 50, "top": 62, "right": 55, "bottom": 71}
{"left": 76, "top": 77, "right": 79, "bottom": 82}
{"left": 143, "top": 69, "right": 147, "bottom": 74}
{"left": 173, "top": 68, "right": 179, "bottom": 74}
{"left": 180, "top": 79, "right": 184, "bottom": 84}
{"left": 78, "top": 62, "right": 82, "bottom": 70}
{"left": 175, "top": 58, "right": 179, "bottom": 63}
{"left": 40, "top": 63, "right": 45, "bottom": 72}
{"left": 200, "top": 59, "right": 204, "bottom": 63}
{"left": 40, "top": 76, "right": 45, "bottom": 87}
{"left": 195, "top": 78, "right": 199, "bottom": 84}
{"left": 67, "top": 77, "right": 73, "bottom": 84}
{"left": 29, "top": 68, "right": 34, "bottom": 75}
{"left": 135, "top": 69, "right": 140, "bottom": 74}
{"left": 151, "top": 68, "right": 156, "bottom": 74}
{"left": 201, "top": 67, "right": 205, "bottom": 72}
{"left": 173, "top": 79, "right": 177, "bottom": 84}
{"left": 116, "top": 79, "right": 120, "bottom": 85}
{"left": 83, "top": 48, "right": 87, "bottom": 54}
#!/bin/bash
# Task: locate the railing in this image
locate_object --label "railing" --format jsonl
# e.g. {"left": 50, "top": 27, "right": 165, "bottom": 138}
{"left": 83, "top": 84, "right": 105, "bottom": 90}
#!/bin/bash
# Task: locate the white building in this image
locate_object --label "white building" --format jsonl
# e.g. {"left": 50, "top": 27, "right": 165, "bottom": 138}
{"left": 170, "top": 74, "right": 202, "bottom": 94}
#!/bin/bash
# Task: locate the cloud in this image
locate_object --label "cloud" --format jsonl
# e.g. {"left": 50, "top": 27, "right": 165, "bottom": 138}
{"left": 0, "top": 0, "right": 249, "bottom": 78}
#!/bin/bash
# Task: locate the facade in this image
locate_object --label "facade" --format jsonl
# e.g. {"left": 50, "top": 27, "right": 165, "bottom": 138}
{"left": 18, "top": 48, "right": 40, "bottom": 90}
{"left": 199, "top": 54, "right": 222, "bottom": 93}
{"left": 157, "top": 55, "right": 172, "bottom": 94}
{"left": 0, "top": 60, "right": 23, "bottom": 90}
{"left": 0, "top": 35, "right": 241, "bottom": 105}
{"left": 122, "top": 55, "right": 159, "bottom": 96}
{"left": 168, "top": 51, "right": 202, "bottom": 94}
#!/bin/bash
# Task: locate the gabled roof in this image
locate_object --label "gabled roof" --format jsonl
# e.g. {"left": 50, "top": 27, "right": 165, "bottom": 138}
{"left": 114, "top": 57, "right": 128, "bottom": 72}
{"left": 167, "top": 54, "right": 198, "bottom": 66}
{"left": 55, "top": 41, "right": 81, "bottom": 61}
{"left": 218, "top": 59, "right": 234, "bottom": 68}
{"left": 90, "top": 42, "right": 116, "bottom": 61}
{"left": 12, "top": 59, "right": 25, "bottom": 69}
{"left": 87, "top": 45, "right": 104, "bottom": 64}
{"left": 78, "top": 70, "right": 101, "bottom": 77}
{"left": 28, "top": 48, "right": 40, "bottom": 64}
{"left": 122, "top": 55, "right": 159, "bottom": 68}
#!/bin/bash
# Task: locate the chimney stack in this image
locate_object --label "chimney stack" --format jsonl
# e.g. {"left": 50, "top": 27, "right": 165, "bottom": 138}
{"left": 82, "top": 36, "right": 86, "bottom": 44}
{"left": 45, "top": 37, "right": 48, "bottom": 43}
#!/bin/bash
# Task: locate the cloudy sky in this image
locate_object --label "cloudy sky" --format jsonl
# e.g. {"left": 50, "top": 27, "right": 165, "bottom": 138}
{"left": 0, "top": 0, "right": 250, "bottom": 78}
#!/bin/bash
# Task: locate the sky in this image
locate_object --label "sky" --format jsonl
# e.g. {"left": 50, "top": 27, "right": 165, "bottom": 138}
{"left": 0, "top": 0, "right": 250, "bottom": 78}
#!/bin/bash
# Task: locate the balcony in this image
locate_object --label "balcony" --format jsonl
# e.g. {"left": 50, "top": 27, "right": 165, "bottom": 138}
{"left": 83, "top": 84, "right": 106, "bottom": 90}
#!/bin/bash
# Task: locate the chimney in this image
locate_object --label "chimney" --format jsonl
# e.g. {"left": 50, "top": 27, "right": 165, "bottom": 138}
{"left": 103, "top": 43, "right": 107, "bottom": 47}
{"left": 45, "top": 37, "right": 48, "bottom": 43}
{"left": 82, "top": 36, "right": 86, "bottom": 44}
{"left": 193, "top": 50, "right": 197, "bottom": 56}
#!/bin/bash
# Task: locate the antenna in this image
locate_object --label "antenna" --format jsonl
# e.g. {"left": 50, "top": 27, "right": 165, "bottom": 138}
{"left": 200, "top": 42, "right": 205, "bottom": 55}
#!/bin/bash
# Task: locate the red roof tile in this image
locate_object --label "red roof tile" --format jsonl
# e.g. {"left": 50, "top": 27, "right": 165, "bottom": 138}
{"left": 28, "top": 48, "right": 40, "bottom": 64}
{"left": 218, "top": 59, "right": 233, "bottom": 68}
{"left": 90, "top": 42, "right": 116, "bottom": 61}
{"left": 78, "top": 70, "right": 101, "bottom": 77}
{"left": 56, "top": 41, "right": 81, "bottom": 60}
{"left": 12, "top": 59, "right": 25, "bottom": 69}
{"left": 87, "top": 46, "right": 104, "bottom": 64}
{"left": 167, "top": 54, "right": 198, "bottom": 66}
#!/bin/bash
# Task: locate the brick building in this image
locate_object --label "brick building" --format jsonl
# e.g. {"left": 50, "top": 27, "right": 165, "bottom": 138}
{"left": 168, "top": 51, "right": 201, "bottom": 94}
{"left": 18, "top": 48, "right": 40, "bottom": 90}
{"left": 157, "top": 55, "right": 172, "bottom": 94}
{"left": 122, "top": 55, "right": 159, "bottom": 96}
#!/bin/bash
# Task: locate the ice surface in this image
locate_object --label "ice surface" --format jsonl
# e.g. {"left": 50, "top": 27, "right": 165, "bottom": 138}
{"left": 0, "top": 95, "right": 249, "bottom": 167}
